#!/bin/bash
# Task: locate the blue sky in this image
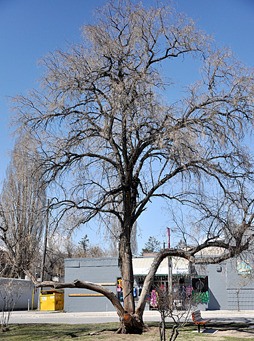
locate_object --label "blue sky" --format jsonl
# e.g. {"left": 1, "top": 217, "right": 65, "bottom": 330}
{"left": 1, "top": 0, "right": 254, "bottom": 249}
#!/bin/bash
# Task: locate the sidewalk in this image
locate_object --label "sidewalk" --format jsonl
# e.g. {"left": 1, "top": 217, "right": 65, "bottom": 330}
{"left": 8, "top": 309, "right": 254, "bottom": 325}
{"left": 9, "top": 310, "right": 121, "bottom": 324}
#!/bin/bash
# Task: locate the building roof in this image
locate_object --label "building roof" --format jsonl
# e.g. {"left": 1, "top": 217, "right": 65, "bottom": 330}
{"left": 133, "top": 256, "right": 189, "bottom": 276}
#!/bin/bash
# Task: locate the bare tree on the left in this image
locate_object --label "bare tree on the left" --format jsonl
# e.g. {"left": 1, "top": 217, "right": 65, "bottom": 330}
{"left": 0, "top": 133, "right": 47, "bottom": 279}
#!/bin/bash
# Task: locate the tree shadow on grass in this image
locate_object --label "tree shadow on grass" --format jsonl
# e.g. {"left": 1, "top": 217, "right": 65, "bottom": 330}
{"left": 2, "top": 323, "right": 119, "bottom": 340}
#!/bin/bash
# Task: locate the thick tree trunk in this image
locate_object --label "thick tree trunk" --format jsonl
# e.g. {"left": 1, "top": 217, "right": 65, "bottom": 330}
{"left": 118, "top": 313, "right": 144, "bottom": 334}
{"left": 119, "top": 231, "right": 135, "bottom": 314}
{"left": 117, "top": 227, "right": 146, "bottom": 334}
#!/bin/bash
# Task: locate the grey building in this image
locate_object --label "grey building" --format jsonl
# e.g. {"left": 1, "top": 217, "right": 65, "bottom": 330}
{"left": 64, "top": 256, "right": 254, "bottom": 312}
{"left": 64, "top": 256, "right": 192, "bottom": 312}
{"left": 64, "top": 257, "right": 120, "bottom": 312}
{"left": 196, "top": 258, "right": 254, "bottom": 310}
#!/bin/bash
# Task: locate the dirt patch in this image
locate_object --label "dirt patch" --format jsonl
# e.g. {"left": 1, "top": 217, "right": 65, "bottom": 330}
{"left": 86, "top": 328, "right": 158, "bottom": 340}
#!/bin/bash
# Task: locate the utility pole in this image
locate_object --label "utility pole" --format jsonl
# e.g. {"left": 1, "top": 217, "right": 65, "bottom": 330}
{"left": 167, "top": 228, "right": 173, "bottom": 305}
{"left": 40, "top": 198, "right": 50, "bottom": 282}
{"left": 38, "top": 199, "right": 50, "bottom": 311}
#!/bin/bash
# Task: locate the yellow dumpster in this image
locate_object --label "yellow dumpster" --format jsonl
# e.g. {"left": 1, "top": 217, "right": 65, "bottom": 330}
{"left": 40, "top": 290, "right": 64, "bottom": 311}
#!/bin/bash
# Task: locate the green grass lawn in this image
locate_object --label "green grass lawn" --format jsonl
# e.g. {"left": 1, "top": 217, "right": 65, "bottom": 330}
{"left": 1, "top": 322, "right": 254, "bottom": 341}
{"left": 0, "top": 323, "right": 119, "bottom": 340}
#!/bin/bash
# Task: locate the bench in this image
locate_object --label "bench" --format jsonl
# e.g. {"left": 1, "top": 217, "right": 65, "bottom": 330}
{"left": 191, "top": 310, "right": 210, "bottom": 333}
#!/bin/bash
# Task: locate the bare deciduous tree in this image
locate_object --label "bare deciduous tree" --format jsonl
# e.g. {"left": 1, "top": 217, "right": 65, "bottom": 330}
{"left": 156, "top": 285, "right": 193, "bottom": 341}
{"left": 0, "top": 279, "right": 22, "bottom": 332}
{"left": 0, "top": 133, "right": 47, "bottom": 279}
{"left": 14, "top": 0, "right": 254, "bottom": 333}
